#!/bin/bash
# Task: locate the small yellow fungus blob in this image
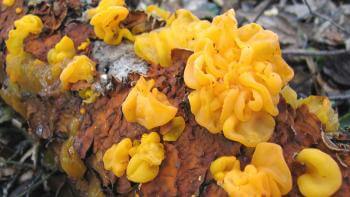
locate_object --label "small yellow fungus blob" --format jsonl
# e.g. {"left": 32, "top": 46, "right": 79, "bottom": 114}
{"left": 161, "top": 116, "right": 186, "bottom": 141}
{"left": 5, "top": 14, "right": 43, "bottom": 83}
{"left": 15, "top": 8, "right": 22, "bottom": 14}
{"left": 251, "top": 143, "right": 292, "bottom": 194}
{"left": 126, "top": 132, "right": 165, "bottom": 183}
{"left": 145, "top": 5, "right": 172, "bottom": 21}
{"left": 78, "top": 39, "right": 91, "bottom": 50}
{"left": 210, "top": 156, "right": 238, "bottom": 181}
{"left": 86, "top": 0, "right": 125, "bottom": 18}
{"left": 210, "top": 142, "right": 292, "bottom": 196}
{"left": 60, "top": 55, "right": 96, "bottom": 89}
{"left": 79, "top": 88, "right": 100, "bottom": 104}
{"left": 280, "top": 85, "right": 298, "bottom": 108}
{"left": 2, "top": 0, "right": 14, "bottom": 7}
{"left": 134, "top": 9, "right": 210, "bottom": 67}
{"left": 122, "top": 77, "right": 177, "bottom": 129}
{"left": 103, "top": 138, "right": 132, "bottom": 177}
{"left": 60, "top": 137, "right": 87, "bottom": 179}
{"left": 296, "top": 148, "right": 342, "bottom": 197}
{"left": 88, "top": 0, "right": 134, "bottom": 45}
{"left": 299, "top": 96, "right": 339, "bottom": 132}
{"left": 281, "top": 86, "right": 339, "bottom": 132}
{"left": 47, "top": 36, "right": 76, "bottom": 65}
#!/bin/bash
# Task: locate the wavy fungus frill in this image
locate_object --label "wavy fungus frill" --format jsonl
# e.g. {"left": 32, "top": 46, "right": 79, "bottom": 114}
{"left": 103, "top": 138, "right": 132, "bottom": 177}
{"left": 5, "top": 15, "right": 43, "bottom": 83}
{"left": 281, "top": 86, "right": 339, "bottom": 132}
{"left": 210, "top": 143, "right": 292, "bottom": 196}
{"left": 134, "top": 9, "right": 210, "bottom": 67}
{"left": 184, "top": 10, "right": 294, "bottom": 146}
{"left": 122, "top": 77, "right": 178, "bottom": 129}
{"left": 88, "top": 0, "right": 134, "bottom": 45}
{"left": 127, "top": 132, "right": 165, "bottom": 183}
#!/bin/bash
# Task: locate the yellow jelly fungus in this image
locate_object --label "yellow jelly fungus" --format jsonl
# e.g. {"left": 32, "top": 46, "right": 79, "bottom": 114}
{"left": 60, "top": 137, "right": 87, "bottom": 179}
{"left": 47, "top": 36, "right": 76, "bottom": 65}
{"left": 60, "top": 55, "right": 96, "bottom": 89}
{"left": 296, "top": 148, "right": 342, "bottom": 197}
{"left": 103, "top": 138, "right": 132, "bottom": 177}
{"left": 122, "top": 77, "right": 177, "bottom": 129}
{"left": 281, "top": 86, "right": 339, "bottom": 132}
{"left": 162, "top": 116, "right": 186, "bottom": 141}
{"left": 134, "top": 9, "right": 293, "bottom": 146}
{"left": 251, "top": 143, "right": 292, "bottom": 195}
{"left": 210, "top": 156, "right": 238, "bottom": 181}
{"left": 15, "top": 8, "right": 22, "bottom": 14}
{"left": 78, "top": 39, "right": 91, "bottom": 50}
{"left": 86, "top": 0, "right": 125, "bottom": 18}
{"left": 78, "top": 88, "right": 100, "bottom": 104}
{"left": 5, "top": 15, "right": 43, "bottom": 83}
{"left": 280, "top": 85, "right": 298, "bottom": 109}
{"left": 134, "top": 9, "right": 210, "bottom": 67}
{"left": 145, "top": 5, "right": 172, "bottom": 22}
{"left": 2, "top": 0, "right": 14, "bottom": 6}
{"left": 210, "top": 143, "right": 292, "bottom": 196}
{"left": 88, "top": 0, "right": 134, "bottom": 45}
{"left": 126, "top": 132, "right": 165, "bottom": 183}
{"left": 184, "top": 10, "right": 293, "bottom": 147}
{"left": 299, "top": 96, "right": 339, "bottom": 132}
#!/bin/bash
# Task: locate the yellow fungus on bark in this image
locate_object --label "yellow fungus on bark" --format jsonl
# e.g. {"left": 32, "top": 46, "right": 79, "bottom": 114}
{"left": 126, "top": 132, "right": 165, "bottom": 183}
{"left": 296, "top": 148, "right": 342, "bottom": 197}
{"left": 78, "top": 39, "right": 91, "bottom": 50}
{"left": 161, "top": 116, "right": 186, "bottom": 141}
{"left": 2, "top": 0, "right": 15, "bottom": 7}
{"left": 134, "top": 9, "right": 210, "bottom": 67}
{"left": 5, "top": 15, "right": 43, "bottom": 83}
{"left": 281, "top": 86, "right": 339, "bottom": 132}
{"left": 133, "top": 9, "right": 294, "bottom": 146}
{"left": 103, "top": 138, "right": 133, "bottom": 177}
{"left": 60, "top": 137, "right": 87, "bottom": 179}
{"left": 60, "top": 55, "right": 96, "bottom": 89}
{"left": 87, "top": 0, "right": 134, "bottom": 45}
{"left": 210, "top": 142, "right": 292, "bottom": 196}
{"left": 47, "top": 36, "right": 76, "bottom": 65}
{"left": 122, "top": 77, "right": 177, "bottom": 129}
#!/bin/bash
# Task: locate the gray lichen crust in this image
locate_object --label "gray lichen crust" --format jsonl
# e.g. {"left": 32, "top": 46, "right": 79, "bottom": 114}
{"left": 92, "top": 41, "right": 149, "bottom": 82}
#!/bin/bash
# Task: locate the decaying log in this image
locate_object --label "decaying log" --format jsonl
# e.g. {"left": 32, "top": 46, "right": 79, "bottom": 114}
{"left": 0, "top": 0, "right": 349, "bottom": 196}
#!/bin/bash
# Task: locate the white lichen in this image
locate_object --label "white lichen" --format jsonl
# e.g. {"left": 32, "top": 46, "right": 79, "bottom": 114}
{"left": 92, "top": 41, "right": 149, "bottom": 82}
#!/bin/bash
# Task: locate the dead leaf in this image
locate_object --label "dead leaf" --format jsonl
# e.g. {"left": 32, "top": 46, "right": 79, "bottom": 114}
{"left": 0, "top": 0, "right": 25, "bottom": 44}
{"left": 31, "top": 0, "right": 68, "bottom": 31}
{"left": 24, "top": 34, "right": 62, "bottom": 61}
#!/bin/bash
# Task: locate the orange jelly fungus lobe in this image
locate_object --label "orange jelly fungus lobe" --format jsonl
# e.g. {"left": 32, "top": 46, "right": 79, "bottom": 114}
{"left": 210, "top": 142, "right": 292, "bottom": 196}
{"left": 122, "top": 77, "right": 177, "bottom": 129}
{"left": 88, "top": 0, "right": 134, "bottom": 45}
{"left": 60, "top": 55, "right": 96, "bottom": 89}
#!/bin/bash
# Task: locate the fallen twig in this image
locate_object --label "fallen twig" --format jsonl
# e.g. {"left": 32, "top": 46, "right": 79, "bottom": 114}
{"left": 282, "top": 49, "right": 350, "bottom": 56}
{"left": 303, "top": 0, "right": 350, "bottom": 35}
{"left": 328, "top": 93, "right": 350, "bottom": 100}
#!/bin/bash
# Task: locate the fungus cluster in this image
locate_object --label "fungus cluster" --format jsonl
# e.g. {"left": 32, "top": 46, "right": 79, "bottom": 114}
{"left": 122, "top": 77, "right": 178, "bottom": 130}
{"left": 281, "top": 86, "right": 339, "bottom": 132}
{"left": 103, "top": 132, "right": 165, "bottom": 183}
{"left": 87, "top": 0, "right": 134, "bottom": 45}
{"left": 210, "top": 143, "right": 292, "bottom": 196}
{"left": 134, "top": 9, "right": 294, "bottom": 147}
{"left": 5, "top": 15, "right": 43, "bottom": 84}
{"left": 2, "top": 1, "right": 345, "bottom": 196}
{"left": 60, "top": 55, "right": 96, "bottom": 89}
